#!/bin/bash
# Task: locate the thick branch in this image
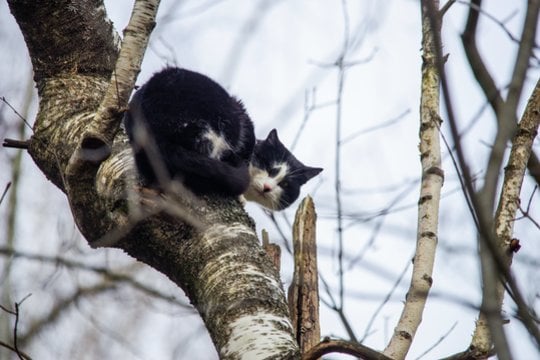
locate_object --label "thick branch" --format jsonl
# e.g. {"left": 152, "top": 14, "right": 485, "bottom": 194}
{"left": 7, "top": 1, "right": 300, "bottom": 357}
{"left": 493, "top": 78, "right": 540, "bottom": 341}
{"left": 7, "top": 0, "right": 118, "bottom": 82}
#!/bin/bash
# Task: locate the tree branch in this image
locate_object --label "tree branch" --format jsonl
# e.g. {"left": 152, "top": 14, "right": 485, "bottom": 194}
{"left": 289, "top": 196, "right": 320, "bottom": 353}
{"left": 383, "top": 1, "right": 443, "bottom": 358}
{"left": 6, "top": 1, "right": 300, "bottom": 357}
{"left": 303, "top": 339, "right": 393, "bottom": 360}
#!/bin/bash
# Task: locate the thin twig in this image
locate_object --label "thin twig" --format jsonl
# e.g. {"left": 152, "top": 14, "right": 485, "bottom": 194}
{"left": 0, "top": 340, "right": 32, "bottom": 360}
{"left": 0, "top": 182, "right": 11, "bottom": 206}
{"left": 0, "top": 96, "right": 33, "bottom": 131}
{"left": 0, "top": 247, "right": 189, "bottom": 307}
{"left": 360, "top": 259, "right": 411, "bottom": 342}
{"left": 340, "top": 109, "right": 410, "bottom": 145}
{"left": 414, "top": 322, "right": 458, "bottom": 359}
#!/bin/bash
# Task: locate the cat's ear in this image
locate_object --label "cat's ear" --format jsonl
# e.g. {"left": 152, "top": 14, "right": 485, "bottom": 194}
{"left": 302, "top": 166, "right": 323, "bottom": 182}
{"left": 266, "top": 129, "right": 280, "bottom": 144}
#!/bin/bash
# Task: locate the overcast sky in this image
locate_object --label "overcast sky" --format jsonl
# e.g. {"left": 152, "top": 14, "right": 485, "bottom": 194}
{"left": 1, "top": 0, "right": 539, "bottom": 359}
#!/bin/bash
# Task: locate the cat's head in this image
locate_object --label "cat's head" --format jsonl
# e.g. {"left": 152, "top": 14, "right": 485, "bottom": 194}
{"left": 244, "top": 129, "right": 322, "bottom": 210}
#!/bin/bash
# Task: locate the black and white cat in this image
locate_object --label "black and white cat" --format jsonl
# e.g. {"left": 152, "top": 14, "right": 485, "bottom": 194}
{"left": 123, "top": 67, "right": 322, "bottom": 210}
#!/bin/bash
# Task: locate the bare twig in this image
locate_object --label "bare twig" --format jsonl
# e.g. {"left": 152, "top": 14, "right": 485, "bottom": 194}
{"left": 458, "top": 0, "right": 532, "bottom": 48}
{"left": 0, "top": 340, "right": 32, "bottom": 360}
{"left": 340, "top": 109, "right": 410, "bottom": 145}
{"left": 0, "top": 247, "right": 189, "bottom": 308}
{"left": 19, "top": 284, "right": 115, "bottom": 345}
{"left": 516, "top": 186, "right": 540, "bottom": 230}
{"left": 0, "top": 182, "right": 10, "bottom": 206}
{"left": 334, "top": 0, "right": 350, "bottom": 313}
{"left": 360, "top": 259, "right": 411, "bottom": 343}
{"left": 0, "top": 96, "right": 33, "bottom": 131}
{"left": 0, "top": 294, "right": 32, "bottom": 360}
{"left": 317, "top": 273, "right": 358, "bottom": 342}
{"left": 414, "top": 322, "right": 458, "bottom": 360}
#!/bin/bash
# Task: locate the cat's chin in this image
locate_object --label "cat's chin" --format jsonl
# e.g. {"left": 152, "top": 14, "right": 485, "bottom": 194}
{"left": 243, "top": 187, "right": 279, "bottom": 210}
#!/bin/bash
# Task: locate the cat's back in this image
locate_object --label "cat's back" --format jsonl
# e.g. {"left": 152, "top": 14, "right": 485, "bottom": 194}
{"left": 139, "top": 67, "right": 232, "bottom": 122}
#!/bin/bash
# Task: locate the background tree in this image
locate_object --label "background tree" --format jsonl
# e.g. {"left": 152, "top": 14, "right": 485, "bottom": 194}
{"left": 1, "top": 0, "right": 539, "bottom": 359}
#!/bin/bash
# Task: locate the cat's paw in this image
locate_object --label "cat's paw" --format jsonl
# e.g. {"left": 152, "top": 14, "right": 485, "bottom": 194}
{"left": 135, "top": 185, "right": 163, "bottom": 211}
{"left": 238, "top": 194, "right": 247, "bottom": 206}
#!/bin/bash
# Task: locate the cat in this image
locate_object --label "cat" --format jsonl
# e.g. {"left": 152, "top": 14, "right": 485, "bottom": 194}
{"left": 245, "top": 129, "right": 322, "bottom": 210}
{"left": 123, "top": 67, "right": 322, "bottom": 210}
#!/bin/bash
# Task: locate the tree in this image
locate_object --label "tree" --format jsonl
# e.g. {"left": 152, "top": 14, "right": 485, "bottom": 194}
{"left": 1, "top": 0, "right": 539, "bottom": 359}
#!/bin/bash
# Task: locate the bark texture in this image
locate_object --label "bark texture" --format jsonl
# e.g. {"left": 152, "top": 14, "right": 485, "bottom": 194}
{"left": 289, "top": 196, "right": 320, "bottom": 354}
{"left": 7, "top": 1, "right": 299, "bottom": 358}
{"left": 383, "top": 0, "right": 443, "bottom": 358}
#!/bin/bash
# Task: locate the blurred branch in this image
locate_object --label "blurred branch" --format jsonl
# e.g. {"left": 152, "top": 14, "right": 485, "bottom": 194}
{"left": 0, "top": 341, "right": 32, "bottom": 360}
{"left": 459, "top": 0, "right": 540, "bottom": 357}
{"left": 360, "top": 259, "right": 411, "bottom": 343}
{"left": 0, "top": 247, "right": 189, "bottom": 308}
{"left": 1, "top": 75, "right": 34, "bottom": 359}
{"left": 0, "top": 294, "right": 32, "bottom": 360}
{"left": 0, "top": 96, "right": 33, "bottom": 131}
{"left": 221, "top": 0, "right": 278, "bottom": 84}
{"left": 0, "top": 183, "right": 10, "bottom": 206}
{"left": 414, "top": 322, "right": 457, "bottom": 360}
{"left": 340, "top": 109, "right": 410, "bottom": 145}
{"left": 19, "top": 283, "right": 116, "bottom": 345}
{"left": 383, "top": 1, "right": 443, "bottom": 358}
{"left": 516, "top": 186, "right": 540, "bottom": 230}
{"left": 334, "top": 0, "right": 349, "bottom": 314}
{"left": 426, "top": 0, "right": 540, "bottom": 357}
{"left": 317, "top": 273, "right": 358, "bottom": 342}
{"left": 526, "top": 152, "right": 540, "bottom": 186}
{"left": 458, "top": 0, "right": 532, "bottom": 49}
{"left": 291, "top": 88, "right": 336, "bottom": 152}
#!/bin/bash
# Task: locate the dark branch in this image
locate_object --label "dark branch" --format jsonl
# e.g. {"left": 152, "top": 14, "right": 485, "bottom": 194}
{"left": 303, "top": 339, "right": 392, "bottom": 360}
{"left": 2, "top": 139, "right": 29, "bottom": 149}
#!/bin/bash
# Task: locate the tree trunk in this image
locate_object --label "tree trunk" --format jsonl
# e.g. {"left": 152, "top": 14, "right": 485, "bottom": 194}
{"left": 6, "top": 0, "right": 299, "bottom": 358}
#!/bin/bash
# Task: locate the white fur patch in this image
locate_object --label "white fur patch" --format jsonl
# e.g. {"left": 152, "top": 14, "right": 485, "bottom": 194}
{"left": 203, "top": 128, "right": 231, "bottom": 159}
{"left": 243, "top": 163, "right": 287, "bottom": 210}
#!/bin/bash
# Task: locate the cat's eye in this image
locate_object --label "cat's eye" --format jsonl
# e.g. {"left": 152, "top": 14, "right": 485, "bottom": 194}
{"left": 268, "top": 168, "right": 280, "bottom": 177}
{"left": 279, "top": 180, "right": 288, "bottom": 188}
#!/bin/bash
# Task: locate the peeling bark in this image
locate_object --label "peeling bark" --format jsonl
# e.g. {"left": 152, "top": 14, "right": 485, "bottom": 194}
{"left": 289, "top": 196, "right": 320, "bottom": 354}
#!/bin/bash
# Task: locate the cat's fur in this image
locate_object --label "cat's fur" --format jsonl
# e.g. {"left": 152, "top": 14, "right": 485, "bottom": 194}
{"left": 245, "top": 129, "right": 322, "bottom": 210}
{"left": 123, "top": 67, "right": 322, "bottom": 210}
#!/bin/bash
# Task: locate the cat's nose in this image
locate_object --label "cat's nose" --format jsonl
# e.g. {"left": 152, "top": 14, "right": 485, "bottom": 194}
{"left": 263, "top": 184, "right": 272, "bottom": 193}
